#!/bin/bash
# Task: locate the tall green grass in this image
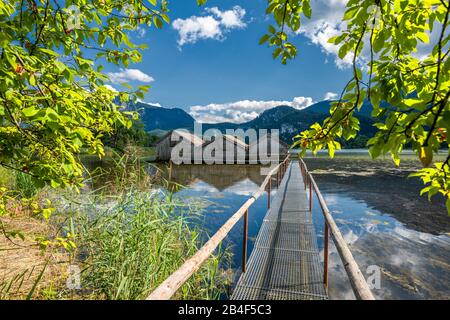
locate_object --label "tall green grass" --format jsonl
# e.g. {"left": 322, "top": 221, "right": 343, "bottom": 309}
{"left": 0, "top": 167, "right": 38, "bottom": 199}
{"left": 69, "top": 190, "right": 230, "bottom": 300}
{"left": 15, "top": 172, "right": 38, "bottom": 198}
{"left": 0, "top": 167, "right": 15, "bottom": 189}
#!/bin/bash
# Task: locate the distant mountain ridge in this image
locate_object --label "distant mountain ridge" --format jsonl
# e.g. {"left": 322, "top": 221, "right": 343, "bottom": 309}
{"left": 200, "top": 101, "right": 377, "bottom": 144}
{"left": 132, "top": 101, "right": 195, "bottom": 131}
{"left": 130, "top": 100, "right": 377, "bottom": 146}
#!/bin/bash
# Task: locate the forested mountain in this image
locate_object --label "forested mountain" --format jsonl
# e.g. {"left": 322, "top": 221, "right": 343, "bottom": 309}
{"left": 132, "top": 100, "right": 378, "bottom": 147}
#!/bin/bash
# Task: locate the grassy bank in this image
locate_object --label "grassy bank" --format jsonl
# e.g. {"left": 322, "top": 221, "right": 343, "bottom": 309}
{"left": 0, "top": 152, "right": 230, "bottom": 300}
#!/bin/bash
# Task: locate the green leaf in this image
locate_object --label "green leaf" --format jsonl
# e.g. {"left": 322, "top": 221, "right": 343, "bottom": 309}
{"left": 153, "top": 16, "right": 163, "bottom": 29}
{"left": 29, "top": 74, "right": 36, "bottom": 86}
{"left": 269, "top": 25, "right": 276, "bottom": 34}
{"left": 338, "top": 43, "right": 349, "bottom": 59}
{"left": 303, "top": 1, "right": 312, "bottom": 19}
{"left": 343, "top": 6, "right": 359, "bottom": 20}
{"left": 22, "top": 106, "right": 39, "bottom": 117}
{"left": 259, "top": 34, "right": 270, "bottom": 45}
{"left": 369, "top": 145, "right": 381, "bottom": 159}
{"left": 38, "top": 48, "right": 59, "bottom": 57}
{"left": 416, "top": 32, "right": 429, "bottom": 43}
{"left": 373, "top": 30, "right": 385, "bottom": 53}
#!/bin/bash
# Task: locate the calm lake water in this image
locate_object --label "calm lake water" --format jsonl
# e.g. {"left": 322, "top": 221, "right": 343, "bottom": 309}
{"left": 157, "top": 152, "right": 450, "bottom": 300}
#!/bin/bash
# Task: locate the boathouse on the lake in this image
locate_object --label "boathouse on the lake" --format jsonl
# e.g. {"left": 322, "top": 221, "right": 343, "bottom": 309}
{"left": 248, "top": 133, "right": 290, "bottom": 162}
{"left": 202, "top": 134, "right": 249, "bottom": 164}
{"left": 156, "top": 130, "right": 205, "bottom": 162}
{"left": 156, "top": 130, "right": 289, "bottom": 164}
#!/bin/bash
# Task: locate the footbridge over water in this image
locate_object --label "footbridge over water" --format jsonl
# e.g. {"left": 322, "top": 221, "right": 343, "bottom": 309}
{"left": 147, "top": 157, "right": 375, "bottom": 300}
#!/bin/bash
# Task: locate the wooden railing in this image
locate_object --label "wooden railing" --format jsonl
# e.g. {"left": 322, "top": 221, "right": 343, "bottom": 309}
{"left": 147, "top": 156, "right": 291, "bottom": 300}
{"left": 298, "top": 158, "right": 375, "bottom": 300}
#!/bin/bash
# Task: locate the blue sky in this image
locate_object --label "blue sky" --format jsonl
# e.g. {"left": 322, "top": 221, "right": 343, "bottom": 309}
{"left": 105, "top": 0, "right": 354, "bottom": 123}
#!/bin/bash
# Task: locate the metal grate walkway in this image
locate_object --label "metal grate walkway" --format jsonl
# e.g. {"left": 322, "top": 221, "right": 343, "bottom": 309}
{"left": 231, "top": 160, "right": 328, "bottom": 300}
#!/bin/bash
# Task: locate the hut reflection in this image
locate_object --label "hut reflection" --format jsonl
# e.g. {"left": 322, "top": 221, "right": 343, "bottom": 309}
{"left": 154, "top": 164, "right": 270, "bottom": 192}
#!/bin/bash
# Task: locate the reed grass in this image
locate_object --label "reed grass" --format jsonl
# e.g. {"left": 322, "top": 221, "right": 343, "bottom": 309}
{"left": 15, "top": 172, "right": 38, "bottom": 199}
{"left": 0, "top": 167, "right": 15, "bottom": 189}
{"left": 67, "top": 189, "right": 230, "bottom": 300}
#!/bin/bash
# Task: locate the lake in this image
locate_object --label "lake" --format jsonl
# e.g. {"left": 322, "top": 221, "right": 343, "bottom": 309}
{"left": 157, "top": 151, "right": 450, "bottom": 300}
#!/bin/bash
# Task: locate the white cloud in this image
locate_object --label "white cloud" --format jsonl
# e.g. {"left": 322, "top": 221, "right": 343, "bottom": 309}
{"left": 223, "top": 179, "right": 259, "bottom": 196}
{"left": 297, "top": 0, "right": 353, "bottom": 69}
{"left": 136, "top": 27, "right": 146, "bottom": 39}
{"left": 189, "top": 96, "right": 314, "bottom": 123}
{"left": 172, "top": 6, "right": 246, "bottom": 46}
{"left": 137, "top": 99, "right": 162, "bottom": 108}
{"left": 298, "top": 1, "right": 439, "bottom": 68}
{"left": 103, "top": 84, "right": 118, "bottom": 92}
{"left": 206, "top": 6, "right": 246, "bottom": 29}
{"left": 324, "top": 92, "right": 338, "bottom": 100}
{"left": 107, "top": 68, "right": 154, "bottom": 84}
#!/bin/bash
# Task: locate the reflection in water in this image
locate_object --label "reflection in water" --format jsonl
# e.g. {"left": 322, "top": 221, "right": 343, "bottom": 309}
{"left": 160, "top": 164, "right": 268, "bottom": 191}
{"left": 307, "top": 154, "right": 450, "bottom": 300}
{"left": 312, "top": 194, "right": 450, "bottom": 300}
{"left": 305, "top": 155, "right": 449, "bottom": 234}
{"left": 159, "top": 165, "right": 276, "bottom": 282}
{"left": 163, "top": 158, "right": 450, "bottom": 300}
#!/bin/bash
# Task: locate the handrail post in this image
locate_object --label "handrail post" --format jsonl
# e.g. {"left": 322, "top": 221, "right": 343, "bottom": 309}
{"left": 268, "top": 177, "right": 271, "bottom": 208}
{"left": 304, "top": 170, "right": 308, "bottom": 190}
{"left": 301, "top": 162, "right": 306, "bottom": 189}
{"left": 242, "top": 209, "right": 248, "bottom": 273}
{"left": 324, "top": 222, "right": 329, "bottom": 290}
{"left": 302, "top": 165, "right": 305, "bottom": 187}
{"left": 309, "top": 175, "right": 312, "bottom": 213}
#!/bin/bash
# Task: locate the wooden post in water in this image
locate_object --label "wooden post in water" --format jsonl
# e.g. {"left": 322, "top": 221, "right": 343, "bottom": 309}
{"left": 242, "top": 209, "right": 248, "bottom": 273}
{"left": 324, "top": 222, "right": 329, "bottom": 290}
